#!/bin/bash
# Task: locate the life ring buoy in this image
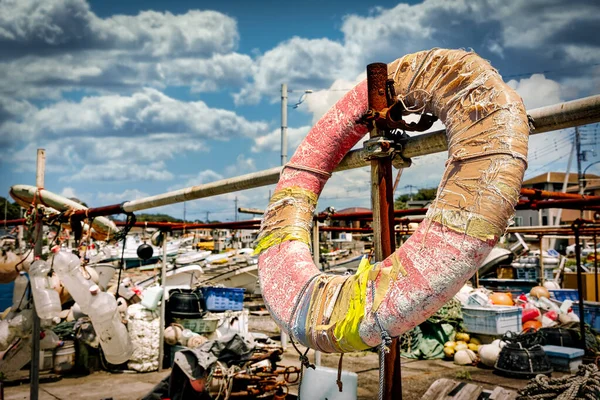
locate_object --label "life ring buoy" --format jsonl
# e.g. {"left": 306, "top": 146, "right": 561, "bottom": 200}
{"left": 255, "top": 49, "right": 529, "bottom": 352}
{"left": 10, "top": 184, "right": 118, "bottom": 241}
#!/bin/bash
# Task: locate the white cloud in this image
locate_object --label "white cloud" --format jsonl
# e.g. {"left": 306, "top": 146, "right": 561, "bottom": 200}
{"left": 172, "top": 170, "right": 225, "bottom": 191}
{"left": 251, "top": 126, "right": 311, "bottom": 153}
{"left": 62, "top": 161, "right": 174, "bottom": 183}
{"left": 507, "top": 74, "right": 562, "bottom": 109}
{"left": 0, "top": 0, "right": 248, "bottom": 98}
{"left": 234, "top": 37, "right": 355, "bottom": 105}
{"left": 59, "top": 187, "right": 77, "bottom": 199}
{"left": 1, "top": 88, "right": 269, "bottom": 143}
{"left": 304, "top": 76, "right": 364, "bottom": 124}
{"left": 225, "top": 155, "right": 257, "bottom": 177}
{"left": 96, "top": 189, "right": 150, "bottom": 204}
{"left": 0, "top": 0, "right": 238, "bottom": 57}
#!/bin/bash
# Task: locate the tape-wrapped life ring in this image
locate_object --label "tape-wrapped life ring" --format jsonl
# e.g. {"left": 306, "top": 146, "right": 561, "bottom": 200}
{"left": 255, "top": 49, "right": 529, "bottom": 353}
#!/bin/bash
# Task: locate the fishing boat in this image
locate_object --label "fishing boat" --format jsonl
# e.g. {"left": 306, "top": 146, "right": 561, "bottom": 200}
{"left": 198, "top": 257, "right": 259, "bottom": 294}
{"left": 100, "top": 236, "right": 182, "bottom": 268}
{"left": 174, "top": 250, "right": 212, "bottom": 266}
{"left": 136, "top": 264, "right": 204, "bottom": 291}
{"left": 204, "top": 251, "right": 234, "bottom": 266}
{"left": 322, "top": 248, "right": 350, "bottom": 261}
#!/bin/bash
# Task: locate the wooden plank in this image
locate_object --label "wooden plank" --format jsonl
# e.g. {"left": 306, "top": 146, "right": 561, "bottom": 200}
{"left": 453, "top": 383, "right": 482, "bottom": 400}
{"left": 421, "top": 378, "right": 456, "bottom": 399}
{"left": 489, "top": 386, "right": 518, "bottom": 400}
{"left": 422, "top": 378, "right": 486, "bottom": 400}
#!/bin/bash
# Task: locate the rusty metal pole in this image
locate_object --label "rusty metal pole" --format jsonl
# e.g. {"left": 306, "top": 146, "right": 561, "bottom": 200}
{"left": 594, "top": 233, "right": 598, "bottom": 302}
{"left": 539, "top": 235, "right": 545, "bottom": 284}
{"left": 367, "top": 62, "right": 401, "bottom": 400}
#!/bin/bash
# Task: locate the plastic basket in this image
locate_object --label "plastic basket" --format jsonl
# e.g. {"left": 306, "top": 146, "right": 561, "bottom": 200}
{"left": 549, "top": 289, "right": 579, "bottom": 302}
{"left": 173, "top": 317, "right": 219, "bottom": 334}
{"left": 515, "top": 267, "right": 539, "bottom": 281}
{"left": 544, "top": 269, "right": 556, "bottom": 281}
{"left": 461, "top": 305, "right": 522, "bottom": 335}
{"left": 571, "top": 302, "right": 600, "bottom": 331}
{"left": 200, "top": 287, "right": 245, "bottom": 312}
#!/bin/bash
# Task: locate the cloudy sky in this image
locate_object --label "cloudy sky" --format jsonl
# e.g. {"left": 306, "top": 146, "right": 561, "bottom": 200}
{"left": 1, "top": 0, "right": 599, "bottom": 222}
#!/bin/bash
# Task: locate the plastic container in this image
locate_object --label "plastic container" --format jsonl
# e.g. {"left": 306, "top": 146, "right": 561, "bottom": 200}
{"left": 52, "top": 250, "right": 94, "bottom": 314}
{"left": 40, "top": 330, "right": 62, "bottom": 349}
{"left": 12, "top": 271, "right": 29, "bottom": 311}
{"left": 40, "top": 349, "right": 54, "bottom": 372}
{"left": 544, "top": 268, "right": 555, "bottom": 281}
{"left": 87, "top": 285, "right": 132, "bottom": 365}
{"left": 53, "top": 341, "right": 76, "bottom": 374}
{"left": 514, "top": 266, "right": 539, "bottom": 280}
{"left": 29, "top": 260, "right": 62, "bottom": 320}
{"left": 299, "top": 365, "right": 357, "bottom": 400}
{"left": 542, "top": 345, "right": 584, "bottom": 373}
{"left": 572, "top": 301, "right": 600, "bottom": 331}
{"left": 173, "top": 317, "right": 219, "bottom": 334}
{"left": 200, "top": 287, "right": 245, "bottom": 311}
{"left": 549, "top": 289, "right": 579, "bottom": 302}
{"left": 521, "top": 307, "right": 540, "bottom": 323}
{"left": 461, "top": 305, "right": 522, "bottom": 335}
{"left": 168, "top": 289, "right": 204, "bottom": 317}
{"left": 141, "top": 286, "right": 163, "bottom": 311}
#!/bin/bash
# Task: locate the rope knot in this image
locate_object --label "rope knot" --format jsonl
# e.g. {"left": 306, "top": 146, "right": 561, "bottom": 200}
{"left": 299, "top": 354, "right": 315, "bottom": 370}
{"left": 380, "top": 330, "right": 393, "bottom": 353}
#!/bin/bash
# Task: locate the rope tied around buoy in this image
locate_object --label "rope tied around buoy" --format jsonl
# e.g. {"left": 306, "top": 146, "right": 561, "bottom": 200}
{"left": 517, "top": 364, "right": 600, "bottom": 400}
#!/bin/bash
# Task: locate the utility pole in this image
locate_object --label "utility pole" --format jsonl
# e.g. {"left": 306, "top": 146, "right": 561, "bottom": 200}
{"left": 234, "top": 197, "right": 238, "bottom": 221}
{"left": 205, "top": 211, "right": 210, "bottom": 224}
{"left": 576, "top": 126, "right": 584, "bottom": 195}
{"left": 404, "top": 184, "right": 417, "bottom": 201}
{"left": 183, "top": 202, "right": 186, "bottom": 223}
{"left": 281, "top": 83, "right": 288, "bottom": 166}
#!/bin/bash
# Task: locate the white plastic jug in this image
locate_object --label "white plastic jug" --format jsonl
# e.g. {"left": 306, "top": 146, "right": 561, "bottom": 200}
{"left": 12, "top": 271, "right": 29, "bottom": 311}
{"left": 141, "top": 286, "right": 163, "bottom": 311}
{"left": 299, "top": 365, "right": 358, "bottom": 400}
{"left": 29, "top": 260, "right": 61, "bottom": 320}
{"left": 52, "top": 250, "right": 94, "bottom": 313}
{"left": 88, "top": 285, "right": 132, "bottom": 365}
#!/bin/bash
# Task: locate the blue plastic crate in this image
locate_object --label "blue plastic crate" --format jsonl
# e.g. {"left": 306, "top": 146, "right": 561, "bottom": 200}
{"left": 515, "top": 267, "right": 539, "bottom": 280}
{"left": 461, "top": 305, "right": 522, "bottom": 335}
{"left": 201, "top": 287, "right": 245, "bottom": 311}
{"left": 549, "top": 289, "right": 579, "bottom": 302}
{"left": 571, "top": 302, "right": 600, "bottom": 332}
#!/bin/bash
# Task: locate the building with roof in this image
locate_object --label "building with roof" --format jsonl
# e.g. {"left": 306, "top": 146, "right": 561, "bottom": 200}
{"left": 515, "top": 171, "right": 600, "bottom": 227}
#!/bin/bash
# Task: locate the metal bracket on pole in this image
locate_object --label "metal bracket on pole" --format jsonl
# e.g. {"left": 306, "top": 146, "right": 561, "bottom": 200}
{"left": 362, "top": 137, "right": 396, "bottom": 160}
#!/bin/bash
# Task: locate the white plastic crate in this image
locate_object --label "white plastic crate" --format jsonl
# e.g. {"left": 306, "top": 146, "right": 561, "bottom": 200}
{"left": 461, "top": 305, "right": 522, "bottom": 335}
{"left": 543, "top": 268, "right": 556, "bottom": 281}
{"left": 173, "top": 317, "right": 219, "bottom": 334}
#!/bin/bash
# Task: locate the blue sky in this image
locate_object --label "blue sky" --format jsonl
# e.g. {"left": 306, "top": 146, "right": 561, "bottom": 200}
{"left": 1, "top": 0, "right": 599, "bottom": 222}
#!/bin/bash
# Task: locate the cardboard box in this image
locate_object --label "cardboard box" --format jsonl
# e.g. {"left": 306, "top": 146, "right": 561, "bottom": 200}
{"left": 562, "top": 273, "right": 600, "bottom": 302}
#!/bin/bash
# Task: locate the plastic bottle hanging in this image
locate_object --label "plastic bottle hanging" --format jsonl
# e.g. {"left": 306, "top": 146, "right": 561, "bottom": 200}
{"left": 12, "top": 271, "right": 29, "bottom": 311}
{"left": 29, "top": 260, "right": 61, "bottom": 320}
{"left": 52, "top": 249, "right": 94, "bottom": 314}
{"left": 87, "top": 285, "right": 132, "bottom": 365}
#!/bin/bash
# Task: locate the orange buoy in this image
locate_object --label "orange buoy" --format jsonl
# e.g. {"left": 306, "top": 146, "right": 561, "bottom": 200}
{"left": 489, "top": 292, "right": 514, "bottom": 306}
{"left": 523, "top": 320, "right": 542, "bottom": 331}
